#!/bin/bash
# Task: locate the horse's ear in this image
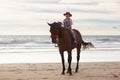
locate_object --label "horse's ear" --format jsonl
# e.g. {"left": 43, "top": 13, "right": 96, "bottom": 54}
{"left": 47, "top": 22, "right": 51, "bottom": 26}
{"left": 58, "top": 22, "right": 62, "bottom": 25}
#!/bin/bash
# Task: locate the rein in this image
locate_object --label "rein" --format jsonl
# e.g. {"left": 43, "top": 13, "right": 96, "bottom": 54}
{"left": 50, "top": 34, "right": 58, "bottom": 47}
{"left": 50, "top": 34, "right": 58, "bottom": 39}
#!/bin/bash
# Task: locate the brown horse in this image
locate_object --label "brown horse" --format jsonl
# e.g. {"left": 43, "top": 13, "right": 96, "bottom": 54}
{"left": 48, "top": 22, "right": 94, "bottom": 75}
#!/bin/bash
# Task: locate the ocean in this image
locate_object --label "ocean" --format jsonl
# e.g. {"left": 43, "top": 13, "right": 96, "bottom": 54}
{"left": 0, "top": 35, "right": 120, "bottom": 63}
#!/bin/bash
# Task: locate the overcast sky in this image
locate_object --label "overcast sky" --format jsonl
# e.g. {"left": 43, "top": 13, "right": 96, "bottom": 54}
{"left": 0, "top": 0, "right": 120, "bottom": 35}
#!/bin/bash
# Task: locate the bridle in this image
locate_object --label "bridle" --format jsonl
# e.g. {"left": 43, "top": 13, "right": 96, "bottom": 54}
{"left": 50, "top": 34, "right": 58, "bottom": 40}
{"left": 50, "top": 34, "right": 58, "bottom": 47}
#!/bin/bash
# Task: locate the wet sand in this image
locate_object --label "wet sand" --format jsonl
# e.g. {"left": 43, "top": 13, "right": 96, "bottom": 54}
{"left": 0, "top": 62, "right": 120, "bottom": 80}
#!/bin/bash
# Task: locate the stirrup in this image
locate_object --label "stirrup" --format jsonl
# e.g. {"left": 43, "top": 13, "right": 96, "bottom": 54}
{"left": 74, "top": 40, "right": 77, "bottom": 43}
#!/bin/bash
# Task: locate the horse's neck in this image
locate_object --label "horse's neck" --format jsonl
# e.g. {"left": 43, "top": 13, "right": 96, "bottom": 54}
{"left": 58, "top": 27, "right": 68, "bottom": 39}
{"left": 58, "top": 27, "right": 72, "bottom": 47}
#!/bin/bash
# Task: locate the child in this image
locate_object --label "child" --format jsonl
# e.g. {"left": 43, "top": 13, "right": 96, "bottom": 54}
{"left": 63, "top": 12, "right": 73, "bottom": 29}
{"left": 63, "top": 12, "right": 76, "bottom": 43}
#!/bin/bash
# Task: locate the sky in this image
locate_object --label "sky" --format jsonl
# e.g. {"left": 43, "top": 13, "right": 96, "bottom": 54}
{"left": 0, "top": 0, "right": 120, "bottom": 35}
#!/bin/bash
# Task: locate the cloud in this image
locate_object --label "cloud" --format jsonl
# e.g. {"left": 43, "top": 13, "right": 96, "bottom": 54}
{"left": 70, "top": 9, "right": 111, "bottom": 14}
{"left": 0, "top": 0, "right": 120, "bottom": 35}
{"left": 29, "top": 7, "right": 112, "bottom": 14}
{"left": 23, "top": 1, "right": 118, "bottom": 15}
{"left": 21, "top": 0, "right": 59, "bottom": 4}
{"left": 59, "top": 0, "right": 98, "bottom": 5}
{"left": 112, "top": 26, "right": 120, "bottom": 29}
{"left": 76, "top": 19, "right": 120, "bottom": 24}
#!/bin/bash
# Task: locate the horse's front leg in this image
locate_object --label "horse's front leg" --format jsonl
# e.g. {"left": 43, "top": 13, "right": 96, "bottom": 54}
{"left": 60, "top": 51, "right": 65, "bottom": 75}
{"left": 67, "top": 51, "right": 72, "bottom": 75}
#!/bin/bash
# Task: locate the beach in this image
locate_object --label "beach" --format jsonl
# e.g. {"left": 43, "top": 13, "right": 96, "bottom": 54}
{"left": 0, "top": 62, "right": 120, "bottom": 80}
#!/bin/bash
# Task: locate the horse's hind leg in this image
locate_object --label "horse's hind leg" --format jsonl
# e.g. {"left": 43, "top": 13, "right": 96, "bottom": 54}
{"left": 75, "top": 47, "right": 81, "bottom": 73}
{"left": 60, "top": 51, "right": 65, "bottom": 75}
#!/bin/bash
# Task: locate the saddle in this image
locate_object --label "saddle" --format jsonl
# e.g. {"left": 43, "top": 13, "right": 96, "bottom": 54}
{"left": 66, "top": 29, "right": 76, "bottom": 44}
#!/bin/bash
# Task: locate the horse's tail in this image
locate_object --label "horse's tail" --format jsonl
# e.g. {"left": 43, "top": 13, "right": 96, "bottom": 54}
{"left": 73, "top": 29, "right": 95, "bottom": 49}
{"left": 81, "top": 40, "right": 95, "bottom": 50}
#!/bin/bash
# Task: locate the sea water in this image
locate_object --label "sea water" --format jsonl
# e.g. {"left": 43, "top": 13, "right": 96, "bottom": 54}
{"left": 0, "top": 35, "right": 120, "bottom": 63}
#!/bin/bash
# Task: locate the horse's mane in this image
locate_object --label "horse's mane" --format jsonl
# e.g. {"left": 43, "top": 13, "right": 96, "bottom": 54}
{"left": 53, "top": 22, "right": 62, "bottom": 26}
{"left": 52, "top": 22, "right": 65, "bottom": 30}
{"left": 51, "top": 22, "right": 67, "bottom": 38}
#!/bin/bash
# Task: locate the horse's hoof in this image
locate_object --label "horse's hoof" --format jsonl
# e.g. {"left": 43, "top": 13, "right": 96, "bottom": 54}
{"left": 69, "top": 72, "right": 72, "bottom": 76}
{"left": 66, "top": 71, "right": 69, "bottom": 73}
{"left": 75, "top": 70, "right": 78, "bottom": 73}
{"left": 61, "top": 72, "right": 65, "bottom": 75}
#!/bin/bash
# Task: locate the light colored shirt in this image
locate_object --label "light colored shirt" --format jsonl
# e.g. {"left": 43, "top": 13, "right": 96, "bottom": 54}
{"left": 63, "top": 18, "right": 73, "bottom": 29}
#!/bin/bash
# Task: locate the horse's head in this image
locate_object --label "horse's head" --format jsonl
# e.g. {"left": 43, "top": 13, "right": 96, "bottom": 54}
{"left": 47, "top": 22, "right": 62, "bottom": 43}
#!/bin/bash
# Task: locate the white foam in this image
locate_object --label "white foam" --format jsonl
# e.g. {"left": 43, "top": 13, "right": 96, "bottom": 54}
{"left": 0, "top": 48, "right": 120, "bottom": 64}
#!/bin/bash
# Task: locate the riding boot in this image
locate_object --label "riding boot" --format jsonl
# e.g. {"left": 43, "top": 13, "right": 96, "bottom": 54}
{"left": 74, "top": 35, "right": 77, "bottom": 43}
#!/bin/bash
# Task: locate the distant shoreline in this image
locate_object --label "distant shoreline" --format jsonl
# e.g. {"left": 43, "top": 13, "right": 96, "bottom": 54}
{"left": 0, "top": 35, "right": 119, "bottom": 36}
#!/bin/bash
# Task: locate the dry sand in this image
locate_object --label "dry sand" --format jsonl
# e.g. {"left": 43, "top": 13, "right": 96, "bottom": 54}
{"left": 0, "top": 62, "right": 120, "bottom": 80}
